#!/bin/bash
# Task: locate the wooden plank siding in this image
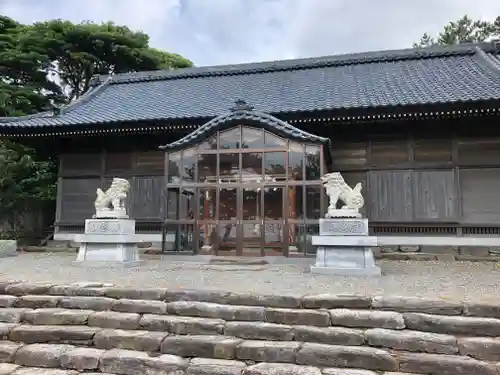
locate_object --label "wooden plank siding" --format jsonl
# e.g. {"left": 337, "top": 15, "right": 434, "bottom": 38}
{"left": 331, "top": 127, "right": 500, "bottom": 228}
{"left": 58, "top": 148, "right": 165, "bottom": 225}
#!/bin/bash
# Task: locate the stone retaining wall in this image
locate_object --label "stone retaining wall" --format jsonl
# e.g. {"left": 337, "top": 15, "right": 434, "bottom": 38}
{"left": 0, "top": 281, "right": 500, "bottom": 374}
{"left": 376, "top": 245, "right": 500, "bottom": 261}
{"left": 20, "top": 244, "right": 500, "bottom": 262}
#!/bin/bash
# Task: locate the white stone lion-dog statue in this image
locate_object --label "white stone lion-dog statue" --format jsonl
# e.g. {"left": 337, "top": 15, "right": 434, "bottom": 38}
{"left": 321, "top": 172, "right": 364, "bottom": 218}
{"left": 94, "top": 177, "right": 131, "bottom": 218}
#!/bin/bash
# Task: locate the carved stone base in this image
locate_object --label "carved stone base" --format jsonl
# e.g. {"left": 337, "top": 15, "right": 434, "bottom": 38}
{"left": 311, "top": 218, "right": 381, "bottom": 277}
{"left": 74, "top": 218, "right": 140, "bottom": 267}
{"left": 319, "top": 218, "right": 368, "bottom": 236}
{"left": 75, "top": 243, "right": 140, "bottom": 267}
{"left": 310, "top": 246, "right": 381, "bottom": 276}
{"left": 93, "top": 209, "right": 129, "bottom": 219}
{"left": 325, "top": 208, "right": 361, "bottom": 218}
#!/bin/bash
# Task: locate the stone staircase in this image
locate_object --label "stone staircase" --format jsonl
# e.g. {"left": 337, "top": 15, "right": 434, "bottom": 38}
{"left": 0, "top": 282, "right": 499, "bottom": 374}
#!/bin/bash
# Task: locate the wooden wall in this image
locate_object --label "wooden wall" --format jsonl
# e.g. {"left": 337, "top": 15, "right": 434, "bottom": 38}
{"left": 330, "top": 119, "right": 500, "bottom": 228}
{"left": 56, "top": 135, "right": 168, "bottom": 227}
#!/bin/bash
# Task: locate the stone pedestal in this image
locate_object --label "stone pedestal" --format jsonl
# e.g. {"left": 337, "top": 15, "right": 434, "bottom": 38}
{"left": 310, "top": 218, "right": 381, "bottom": 276}
{"left": 74, "top": 218, "right": 141, "bottom": 267}
{"left": 0, "top": 240, "right": 17, "bottom": 257}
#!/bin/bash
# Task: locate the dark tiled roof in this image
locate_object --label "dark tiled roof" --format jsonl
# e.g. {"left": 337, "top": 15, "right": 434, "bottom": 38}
{"left": 1, "top": 42, "right": 500, "bottom": 128}
{"left": 161, "top": 101, "right": 329, "bottom": 151}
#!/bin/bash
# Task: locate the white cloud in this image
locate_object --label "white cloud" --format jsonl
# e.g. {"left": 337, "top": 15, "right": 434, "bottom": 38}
{"left": 1, "top": 0, "right": 498, "bottom": 66}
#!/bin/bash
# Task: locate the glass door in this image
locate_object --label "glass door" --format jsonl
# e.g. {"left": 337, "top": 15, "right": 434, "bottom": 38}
{"left": 217, "top": 187, "right": 239, "bottom": 255}
{"left": 197, "top": 187, "right": 217, "bottom": 254}
{"left": 240, "top": 186, "right": 263, "bottom": 256}
{"left": 263, "top": 186, "right": 288, "bottom": 256}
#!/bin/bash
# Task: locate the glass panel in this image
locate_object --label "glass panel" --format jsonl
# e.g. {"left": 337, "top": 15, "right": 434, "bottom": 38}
{"left": 287, "top": 186, "right": 304, "bottom": 219}
{"left": 305, "top": 145, "right": 321, "bottom": 181}
{"left": 167, "top": 152, "right": 181, "bottom": 184}
{"left": 297, "top": 224, "right": 319, "bottom": 255}
{"left": 162, "top": 223, "right": 177, "bottom": 252}
{"left": 219, "top": 127, "right": 241, "bottom": 150}
{"left": 198, "top": 188, "right": 217, "bottom": 254}
{"left": 197, "top": 136, "right": 217, "bottom": 152}
{"left": 219, "top": 187, "right": 238, "bottom": 220}
{"left": 263, "top": 221, "right": 283, "bottom": 254}
{"left": 181, "top": 148, "right": 196, "bottom": 184}
{"left": 242, "top": 153, "right": 262, "bottom": 183}
{"left": 264, "top": 152, "right": 286, "bottom": 182}
{"left": 166, "top": 188, "right": 179, "bottom": 220}
{"left": 306, "top": 186, "right": 321, "bottom": 219}
{"left": 198, "top": 188, "right": 216, "bottom": 220}
{"left": 263, "top": 187, "right": 285, "bottom": 255}
{"left": 176, "top": 224, "right": 196, "bottom": 252}
{"left": 242, "top": 127, "right": 264, "bottom": 149}
{"left": 242, "top": 223, "right": 261, "bottom": 256}
{"left": 288, "top": 223, "right": 303, "bottom": 256}
{"left": 198, "top": 154, "right": 217, "bottom": 183}
{"left": 264, "top": 187, "right": 283, "bottom": 219}
{"left": 265, "top": 131, "right": 287, "bottom": 148}
{"left": 218, "top": 222, "right": 238, "bottom": 253}
{"left": 200, "top": 223, "right": 217, "bottom": 251}
{"left": 242, "top": 188, "right": 261, "bottom": 220}
{"left": 288, "top": 142, "right": 304, "bottom": 181}
{"left": 219, "top": 153, "right": 239, "bottom": 182}
{"left": 178, "top": 189, "right": 195, "bottom": 219}
{"left": 218, "top": 187, "right": 238, "bottom": 253}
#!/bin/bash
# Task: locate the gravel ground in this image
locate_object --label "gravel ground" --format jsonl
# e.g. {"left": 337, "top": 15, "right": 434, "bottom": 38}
{"left": 1, "top": 253, "right": 500, "bottom": 302}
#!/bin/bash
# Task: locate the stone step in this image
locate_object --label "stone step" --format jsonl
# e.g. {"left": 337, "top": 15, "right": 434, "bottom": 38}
{"left": 208, "top": 257, "right": 269, "bottom": 265}
{"left": 1, "top": 320, "right": 500, "bottom": 363}
{"left": 3, "top": 295, "right": 500, "bottom": 337}
{"left": 0, "top": 281, "right": 499, "bottom": 374}
{"left": 0, "top": 342, "right": 499, "bottom": 375}
{"left": 0, "top": 344, "right": 438, "bottom": 375}
{"left": 3, "top": 281, "right": 500, "bottom": 319}
{"left": 46, "top": 240, "right": 74, "bottom": 248}
{"left": 0, "top": 364, "right": 80, "bottom": 375}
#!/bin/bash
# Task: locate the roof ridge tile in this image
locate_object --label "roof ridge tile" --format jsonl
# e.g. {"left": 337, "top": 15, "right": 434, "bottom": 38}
{"left": 108, "top": 43, "right": 483, "bottom": 84}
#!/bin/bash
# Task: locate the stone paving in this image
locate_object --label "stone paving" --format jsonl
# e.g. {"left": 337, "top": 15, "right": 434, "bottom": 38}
{"left": 1, "top": 253, "right": 500, "bottom": 302}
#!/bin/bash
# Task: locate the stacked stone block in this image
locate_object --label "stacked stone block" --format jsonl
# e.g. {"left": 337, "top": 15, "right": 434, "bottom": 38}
{"left": 0, "top": 281, "right": 499, "bottom": 373}
{"left": 377, "top": 245, "right": 500, "bottom": 261}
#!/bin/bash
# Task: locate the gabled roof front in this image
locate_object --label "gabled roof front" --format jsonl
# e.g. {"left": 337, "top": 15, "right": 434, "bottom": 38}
{"left": 161, "top": 100, "right": 330, "bottom": 151}
{"left": 1, "top": 42, "right": 500, "bottom": 129}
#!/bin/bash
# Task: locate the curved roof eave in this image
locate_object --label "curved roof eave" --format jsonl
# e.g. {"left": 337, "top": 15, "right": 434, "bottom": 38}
{"left": 0, "top": 76, "right": 112, "bottom": 124}
{"left": 160, "top": 101, "right": 330, "bottom": 151}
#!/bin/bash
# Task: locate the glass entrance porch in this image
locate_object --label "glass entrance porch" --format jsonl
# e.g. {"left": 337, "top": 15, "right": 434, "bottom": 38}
{"left": 161, "top": 104, "right": 329, "bottom": 256}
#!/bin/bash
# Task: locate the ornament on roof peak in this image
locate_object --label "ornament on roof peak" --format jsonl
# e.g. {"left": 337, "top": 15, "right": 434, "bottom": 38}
{"left": 52, "top": 106, "right": 61, "bottom": 116}
{"left": 230, "top": 99, "right": 254, "bottom": 112}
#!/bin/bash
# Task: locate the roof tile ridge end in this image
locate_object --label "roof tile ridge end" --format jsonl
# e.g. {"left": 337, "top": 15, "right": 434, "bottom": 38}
{"left": 473, "top": 45, "right": 500, "bottom": 74}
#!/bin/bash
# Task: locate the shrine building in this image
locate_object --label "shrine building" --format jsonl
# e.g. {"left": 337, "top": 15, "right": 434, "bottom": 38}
{"left": 1, "top": 41, "right": 500, "bottom": 257}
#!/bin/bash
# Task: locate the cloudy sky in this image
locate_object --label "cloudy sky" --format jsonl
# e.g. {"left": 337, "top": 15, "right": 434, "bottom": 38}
{"left": 1, "top": 0, "right": 498, "bottom": 66}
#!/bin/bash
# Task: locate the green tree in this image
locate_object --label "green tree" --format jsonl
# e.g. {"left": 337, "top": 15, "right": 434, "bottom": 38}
{"left": 27, "top": 20, "right": 193, "bottom": 100}
{"left": 0, "top": 16, "right": 63, "bottom": 117}
{"left": 414, "top": 15, "right": 500, "bottom": 47}
{"left": 0, "top": 16, "right": 193, "bottom": 237}
{"left": 0, "top": 140, "right": 56, "bottom": 230}
{"left": 1, "top": 16, "right": 193, "bottom": 113}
